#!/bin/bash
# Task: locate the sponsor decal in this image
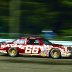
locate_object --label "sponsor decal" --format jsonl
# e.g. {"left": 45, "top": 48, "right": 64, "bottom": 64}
{"left": 1, "top": 44, "right": 23, "bottom": 48}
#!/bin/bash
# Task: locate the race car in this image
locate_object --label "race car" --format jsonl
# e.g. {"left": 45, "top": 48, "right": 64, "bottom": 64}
{"left": 0, "top": 37, "right": 72, "bottom": 59}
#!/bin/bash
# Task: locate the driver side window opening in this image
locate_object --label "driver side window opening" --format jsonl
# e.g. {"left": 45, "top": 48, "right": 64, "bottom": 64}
{"left": 27, "top": 39, "right": 39, "bottom": 45}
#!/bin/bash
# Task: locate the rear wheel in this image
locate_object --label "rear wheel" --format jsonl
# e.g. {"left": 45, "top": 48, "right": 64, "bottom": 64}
{"left": 50, "top": 49, "right": 61, "bottom": 59}
{"left": 8, "top": 48, "right": 18, "bottom": 57}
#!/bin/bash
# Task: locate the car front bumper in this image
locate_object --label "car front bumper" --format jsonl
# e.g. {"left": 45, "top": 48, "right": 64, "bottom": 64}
{"left": 61, "top": 52, "right": 72, "bottom": 57}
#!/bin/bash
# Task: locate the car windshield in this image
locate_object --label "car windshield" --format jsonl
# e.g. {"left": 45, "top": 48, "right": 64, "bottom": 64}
{"left": 41, "top": 38, "right": 52, "bottom": 45}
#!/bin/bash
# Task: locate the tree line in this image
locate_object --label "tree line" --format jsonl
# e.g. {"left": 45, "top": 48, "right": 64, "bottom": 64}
{"left": 0, "top": 0, "right": 72, "bottom": 35}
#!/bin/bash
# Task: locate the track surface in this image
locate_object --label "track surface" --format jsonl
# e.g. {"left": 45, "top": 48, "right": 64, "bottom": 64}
{"left": 0, "top": 56, "right": 72, "bottom": 72}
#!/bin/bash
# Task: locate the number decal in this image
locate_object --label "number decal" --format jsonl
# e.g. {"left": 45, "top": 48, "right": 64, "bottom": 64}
{"left": 32, "top": 47, "right": 39, "bottom": 54}
{"left": 25, "top": 46, "right": 39, "bottom": 54}
{"left": 25, "top": 47, "right": 31, "bottom": 53}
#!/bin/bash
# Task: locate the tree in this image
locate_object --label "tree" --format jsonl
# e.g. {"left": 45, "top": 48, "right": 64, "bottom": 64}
{"left": 0, "top": 0, "right": 9, "bottom": 33}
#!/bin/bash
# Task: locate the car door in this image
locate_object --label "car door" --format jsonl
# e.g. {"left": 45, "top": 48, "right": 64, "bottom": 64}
{"left": 25, "top": 39, "right": 34, "bottom": 54}
{"left": 32, "top": 39, "right": 42, "bottom": 54}
{"left": 25, "top": 39, "right": 42, "bottom": 54}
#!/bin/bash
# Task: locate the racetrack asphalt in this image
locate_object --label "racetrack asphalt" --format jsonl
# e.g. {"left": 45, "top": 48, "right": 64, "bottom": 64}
{"left": 0, "top": 55, "right": 72, "bottom": 72}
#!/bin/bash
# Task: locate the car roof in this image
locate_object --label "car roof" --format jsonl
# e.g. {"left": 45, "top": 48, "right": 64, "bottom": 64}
{"left": 19, "top": 36, "right": 42, "bottom": 39}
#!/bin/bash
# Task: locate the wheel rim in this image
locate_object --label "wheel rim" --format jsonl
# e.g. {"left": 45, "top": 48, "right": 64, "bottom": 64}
{"left": 51, "top": 50, "right": 60, "bottom": 58}
{"left": 9, "top": 49, "right": 16, "bottom": 56}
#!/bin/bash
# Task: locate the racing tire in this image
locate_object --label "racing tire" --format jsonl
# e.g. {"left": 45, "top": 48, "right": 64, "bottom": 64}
{"left": 8, "top": 48, "right": 18, "bottom": 57}
{"left": 50, "top": 49, "right": 61, "bottom": 59}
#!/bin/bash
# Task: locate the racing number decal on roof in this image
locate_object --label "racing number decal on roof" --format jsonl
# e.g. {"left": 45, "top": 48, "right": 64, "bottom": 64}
{"left": 25, "top": 46, "right": 40, "bottom": 54}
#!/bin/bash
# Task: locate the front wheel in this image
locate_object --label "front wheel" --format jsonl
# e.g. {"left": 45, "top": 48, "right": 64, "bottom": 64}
{"left": 50, "top": 49, "right": 61, "bottom": 59}
{"left": 8, "top": 48, "right": 18, "bottom": 57}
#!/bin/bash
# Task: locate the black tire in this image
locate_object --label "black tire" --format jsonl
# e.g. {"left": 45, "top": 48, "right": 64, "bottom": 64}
{"left": 8, "top": 48, "right": 18, "bottom": 57}
{"left": 50, "top": 48, "right": 61, "bottom": 59}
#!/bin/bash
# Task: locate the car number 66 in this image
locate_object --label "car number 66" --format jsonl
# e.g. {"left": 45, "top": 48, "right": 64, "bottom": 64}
{"left": 25, "top": 47, "right": 39, "bottom": 54}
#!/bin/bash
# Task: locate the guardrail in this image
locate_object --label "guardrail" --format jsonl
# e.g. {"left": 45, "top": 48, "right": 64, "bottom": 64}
{"left": 50, "top": 40, "right": 72, "bottom": 46}
{"left": 0, "top": 39, "right": 15, "bottom": 42}
{"left": 0, "top": 39, "right": 72, "bottom": 47}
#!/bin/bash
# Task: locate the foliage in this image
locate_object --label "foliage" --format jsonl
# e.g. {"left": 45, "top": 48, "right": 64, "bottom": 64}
{"left": 0, "top": 0, "right": 72, "bottom": 36}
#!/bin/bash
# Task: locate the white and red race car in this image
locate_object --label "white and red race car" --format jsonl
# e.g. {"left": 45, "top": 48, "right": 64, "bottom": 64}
{"left": 0, "top": 37, "right": 72, "bottom": 59}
